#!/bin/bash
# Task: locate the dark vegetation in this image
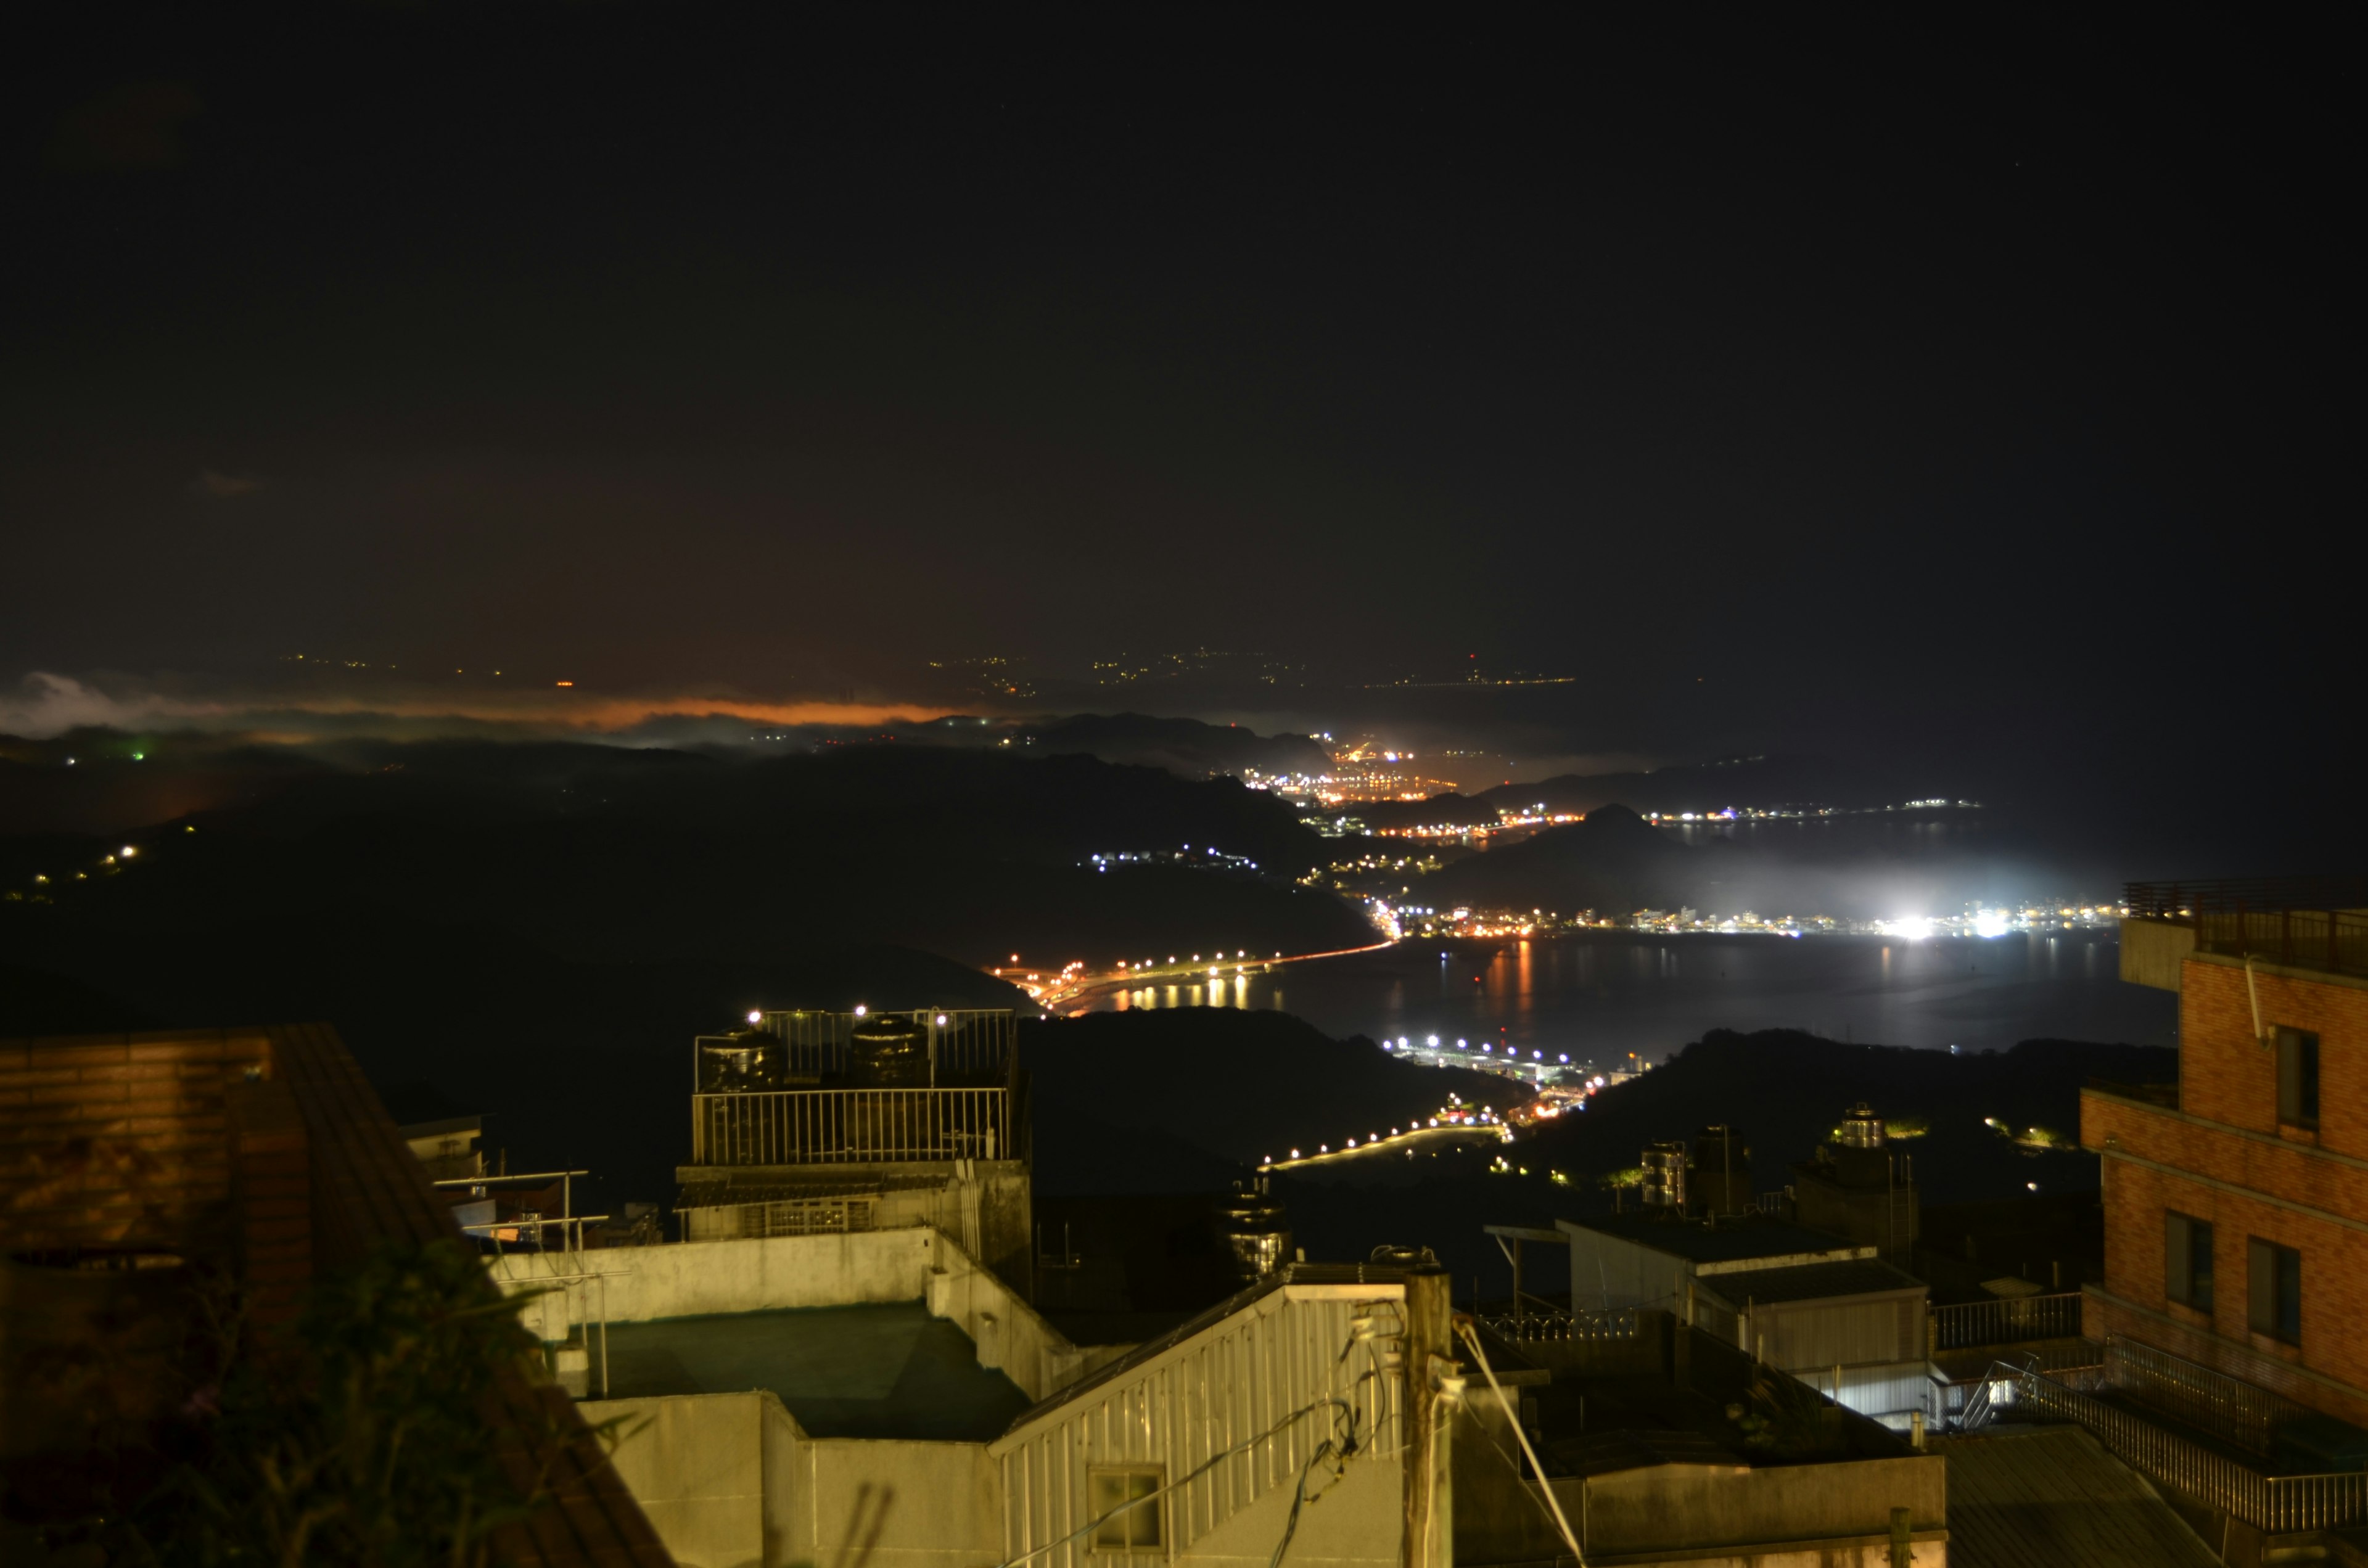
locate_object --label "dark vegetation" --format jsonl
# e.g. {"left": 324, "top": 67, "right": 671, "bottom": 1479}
{"left": 1023, "top": 1008, "right": 1525, "bottom": 1185}
{"left": 38, "top": 1242, "right": 570, "bottom": 1567}
{"left": 1021, "top": 1017, "right": 2173, "bottom": 1310}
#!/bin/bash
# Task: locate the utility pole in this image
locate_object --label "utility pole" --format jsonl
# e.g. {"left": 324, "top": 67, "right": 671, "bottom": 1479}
{"left": 1402, "top": 1269, "right": 1454, "bottom": 1568}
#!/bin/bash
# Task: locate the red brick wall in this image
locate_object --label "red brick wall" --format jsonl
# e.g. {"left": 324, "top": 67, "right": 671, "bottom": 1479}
{"left": 2179, "top": 956, "right": 2368, "bottom": 1155}
{"left": 0, "top": 1030, "right": 274, "bottom": 1253}
{"left": 2087, "top": 954, "right": 2368, "bottom": 1426}
{"left": 226, "top": 1076, "right": 311, "bottom": 1327}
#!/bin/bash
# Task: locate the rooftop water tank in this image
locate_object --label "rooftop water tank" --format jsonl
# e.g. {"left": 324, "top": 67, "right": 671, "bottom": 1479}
{"left": 848, "top": 1014, "right": 930, "bottom": 1086}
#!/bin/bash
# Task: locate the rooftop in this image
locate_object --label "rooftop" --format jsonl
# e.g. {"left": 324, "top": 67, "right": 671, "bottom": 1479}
{"left": 1561, "top": 1211, "right": 1872, "bottom": 1268}
{"left": 1698, "top": 1258, "right": 1925, "bottom": 1308}
{"left": 599, "top": 1302, "right": 1032, "bottom": 1442}
{"left": 1938, "top": 1426, "right": 2219, "bottom": 1567}
{"left": 2124, "top": 876, "right": 2368, "bottom": 979}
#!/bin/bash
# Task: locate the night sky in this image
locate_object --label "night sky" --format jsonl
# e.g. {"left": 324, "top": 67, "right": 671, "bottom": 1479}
{"left": 1, "top": 12, "right": 2350, "bottom": 828}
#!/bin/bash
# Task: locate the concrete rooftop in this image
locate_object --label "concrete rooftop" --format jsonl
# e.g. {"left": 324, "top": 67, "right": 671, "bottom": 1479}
{"left": 601, "top": 1301, "right": 1032, "bottom": 1442}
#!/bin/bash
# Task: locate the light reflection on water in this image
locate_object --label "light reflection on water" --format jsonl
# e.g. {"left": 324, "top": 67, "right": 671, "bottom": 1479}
{"left": 1087, "top": 931, "right": 2174, "bottom": 1066}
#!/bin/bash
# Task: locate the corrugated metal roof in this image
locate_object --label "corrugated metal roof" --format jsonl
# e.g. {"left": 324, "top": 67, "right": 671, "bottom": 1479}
{"left": 1561, "top": 1212, "right": 1864, "bottom": 1263}
{"left": 1938, "top": 1427, "right": 2221, "bottom": 1568}
{"left": 1699, "top": 1258, "right": 1925, "bottom": 1307}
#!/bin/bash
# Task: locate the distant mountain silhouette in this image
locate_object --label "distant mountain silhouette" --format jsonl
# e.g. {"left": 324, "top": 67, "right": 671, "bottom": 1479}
{"left": 1023, "top": 713, "right": 1331, "bottom": 778}
{"left": 1479, "top": 755, "right": 1955, "bottom": 817}
{"left": 1350, "top": 792, "right": 1503, "bottom": 832}
{"left": 1423, "top": 803, "right": 1700, "bottom": 914}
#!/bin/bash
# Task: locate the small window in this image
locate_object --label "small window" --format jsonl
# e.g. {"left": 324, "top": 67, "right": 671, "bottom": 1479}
{"left": 1090, "top": 1467, "right": 1164, "bottom": 1554}
{"left": 2277, "top": 1029, "right": 2321, "bottom": 1129}
{"left": 2248, "top": 1238, "right": 2303, "bottom": 1345}
{"left": 2166, "top": 1212, "right": 2214, "bottom": 1313}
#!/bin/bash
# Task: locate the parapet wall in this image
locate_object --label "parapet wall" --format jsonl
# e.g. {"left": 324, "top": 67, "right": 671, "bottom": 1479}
{"left": 490, "top": 1224, "right": 1093, "bottom": 1402}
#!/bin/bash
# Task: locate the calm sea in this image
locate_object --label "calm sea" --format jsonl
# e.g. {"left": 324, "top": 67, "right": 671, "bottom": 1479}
{"left": 1084, "top": 929, "right": 2177, "bottom": 1069}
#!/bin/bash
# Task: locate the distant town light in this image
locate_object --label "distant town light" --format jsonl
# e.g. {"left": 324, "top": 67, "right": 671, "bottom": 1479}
{"left": 121, "top": 845, "right": 136, "bottom": 856}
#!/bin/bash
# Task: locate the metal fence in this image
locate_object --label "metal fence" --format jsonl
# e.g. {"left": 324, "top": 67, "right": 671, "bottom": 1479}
{"left": 1930, "top": 1291, "right": 2085, "bottom": 1350}
{"left": 1995, "top": 1363, "right": 2368, "bottom": 1534}
{"left": 699, "top": 1008, "right": 1018, "bottom": 1086}
{"left": 693, "top": 1086, "right": 1011, "bottom": 1165}
{"left": 2123, "top": 879, "right": 2368, "bottom": 978}
{"left": 2101, "top": 1336, "right": 2313, "bottom": 1459}
{"left": 1479, "top": 1307, "right": 1639, "bottom": 1343}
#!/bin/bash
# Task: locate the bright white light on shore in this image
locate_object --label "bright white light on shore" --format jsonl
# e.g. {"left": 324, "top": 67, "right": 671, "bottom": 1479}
{"left": 1426, "top": 1035, "right": 1438, "bottom": 1046}
{"left": 1973, "top": 909, "right": 2010, "bottom": 938}
{"left": 1895, "top": 917, "right": 1934, "bottom": 941}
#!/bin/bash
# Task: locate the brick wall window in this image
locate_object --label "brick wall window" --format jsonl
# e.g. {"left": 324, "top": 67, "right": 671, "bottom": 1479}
{"left": 2248, "top": 1238, "right": 2303, "bottom": 1345}
{"left": 2277, "top": 1028, "right": 2321, "bottom": 1130}
{"left": 1090, "top": 1467, "right": 1165, "bottom": 1554}
{"left": 2166, "top": 1212, "right": 2214, "bottom": 1312}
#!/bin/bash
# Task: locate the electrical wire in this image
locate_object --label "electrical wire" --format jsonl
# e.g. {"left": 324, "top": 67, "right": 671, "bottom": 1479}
{"left": 986, "top": 1393, "right": 1356, "bottom": 1568}
{"left": 1457, "top": 1320, "right": 1585, "bottom": 1566}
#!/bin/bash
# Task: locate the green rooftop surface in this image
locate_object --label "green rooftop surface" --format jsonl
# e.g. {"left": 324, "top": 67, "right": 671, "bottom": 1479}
{"left": 601, "top": 1301, "right": 1032, "bottom": 1441}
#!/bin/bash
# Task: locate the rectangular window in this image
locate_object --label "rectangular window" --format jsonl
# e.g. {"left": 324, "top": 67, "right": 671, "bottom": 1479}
{"left": 2166, "top": 1212, "right": 2214, "bottom": 1312}
{"left": 1090, "top": 1468, "right": 1164, "bottom": 1554}
{"left": 2248, "top": 1238, "right": 2303, "bottom": 1345}
{"left": 2277, "top": 1028, "right": 2321, "bottom": 1129}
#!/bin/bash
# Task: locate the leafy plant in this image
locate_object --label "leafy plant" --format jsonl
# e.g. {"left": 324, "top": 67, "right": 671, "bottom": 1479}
{"left": 117, "top": 1240, "right": 576, "bottom": 1568}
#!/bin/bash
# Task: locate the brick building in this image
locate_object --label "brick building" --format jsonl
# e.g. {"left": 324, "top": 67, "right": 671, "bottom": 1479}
{"left": 0, "top": 1024, "right": 669, "bottom": 1564}
{"left": 2087, "top": 880, "right": 2368, "bottom": 1433}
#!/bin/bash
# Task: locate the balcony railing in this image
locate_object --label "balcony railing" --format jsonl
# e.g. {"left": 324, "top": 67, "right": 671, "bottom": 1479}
{"left": 1982, "top": 1361, "right": 2368, "bottom": 1533}
{"left": 2124, "top": 879, "right": 2368, "bottom": 978}
{"left": 1931, "top": 1291, "right": 2085, "bottom": 1351}
{"left": 2102, "top": 1335, "right": 2314, "bottom": 1459}
{"left": 692, "top": 1086, "right": 1011, "bottom": 1165}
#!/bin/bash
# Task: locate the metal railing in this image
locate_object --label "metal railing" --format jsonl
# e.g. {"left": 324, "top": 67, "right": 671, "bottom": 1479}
{"left": 692, "top": 1086, "right": 1011, "bottom": 1165}
{"left": 1480, "top": 1307, "right": 1639, "bottom": 1343}
{"left": 1931, "top": 1291, "right": 2085, "bottom": 1350}
{"left": 2102, "top": 1336, "right": 2313, "bottom": 1459}
{"left": 702, "top": 1009, "right": 1017, "bottom": 1085}
{"left": 1998, "top": 1362, "right": 2368, "bottom": 1533}
{"left": 2124, "top": 879, "right": 2368, "bottom": 978}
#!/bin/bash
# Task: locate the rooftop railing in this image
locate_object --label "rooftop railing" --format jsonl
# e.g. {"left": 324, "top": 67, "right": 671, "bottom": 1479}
{"left": 2125, "top": 879, "right": 2368, "bottom": 978}
{"left": 1976, "top": 1359, "right": 2368, "bottom": 1533}
{"left": 692, "top": 1085, "right": 1013, "bottom": 1166}
{"left": 1930, "top": 1291, "right": 2085, "bottom": 1352}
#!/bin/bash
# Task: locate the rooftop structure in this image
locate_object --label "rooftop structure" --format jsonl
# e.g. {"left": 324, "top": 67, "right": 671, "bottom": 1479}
{"left": 678, "top": 1007, "right": 1035, "bottom": 1289}
{"left": 1556, "top": 1205, "right": 1933, "bottom": 1425}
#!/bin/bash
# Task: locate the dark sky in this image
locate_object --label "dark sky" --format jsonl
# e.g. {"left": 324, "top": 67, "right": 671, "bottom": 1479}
{"left": 0, "top": 11, "right": 2351, "bottom": 810}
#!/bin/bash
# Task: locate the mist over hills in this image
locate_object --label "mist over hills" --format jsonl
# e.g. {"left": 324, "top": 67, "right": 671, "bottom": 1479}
{"left": 1019, "top": 713, "right": 1331, "bottom": 778}
{"left": 1423, "top": 803, "right": 1704, "bottom": 913}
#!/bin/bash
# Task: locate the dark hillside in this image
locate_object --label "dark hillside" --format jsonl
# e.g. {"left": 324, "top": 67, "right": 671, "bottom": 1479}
{"left": 1524, "top": 1027, "right": 2173, "bottom": 1204}
{"left": 1024, "top": 1008, "right": 1524, "bottom": 1176}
